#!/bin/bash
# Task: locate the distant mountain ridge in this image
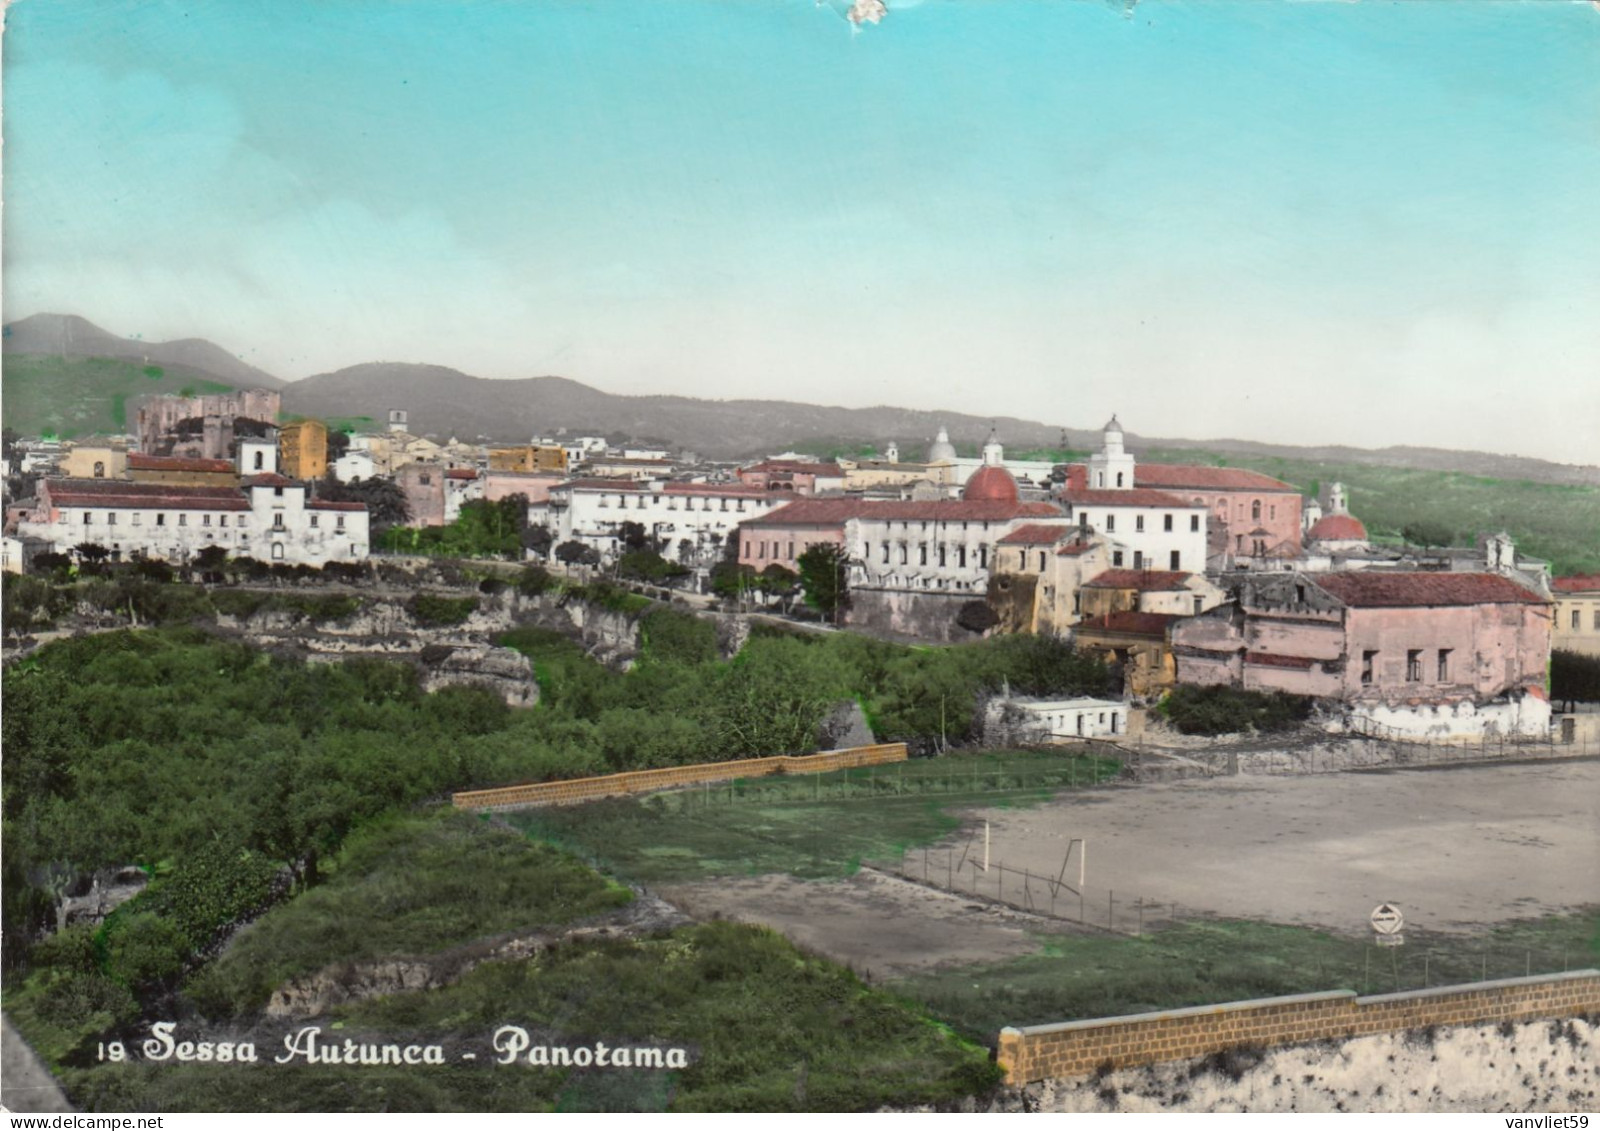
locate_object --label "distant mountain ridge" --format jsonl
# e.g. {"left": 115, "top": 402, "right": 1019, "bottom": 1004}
{"left": 4, "top": 314, "right": 1596, "bottom": 486}
{"left": 3, "top": 313, "right": 285, "bottom": 390}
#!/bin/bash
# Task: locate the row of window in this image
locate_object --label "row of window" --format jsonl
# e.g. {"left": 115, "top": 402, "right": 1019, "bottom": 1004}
{"left": 1081, "top": 513, "right": 1201, "bottom": 535}
{"left": 72, "top": 510, "right": 346, "bottom": 531}
{"left": 1567, "top": 609, "right": 1600, "bottom": 631}
{"left": 872, "top": 542, "right": 988, "bottom": 570}
{"left": 593, "top": 494, "right": 754, "bottom": 512}
{"left": 1361, "top": 648, "right": 1453, "bottom": 685}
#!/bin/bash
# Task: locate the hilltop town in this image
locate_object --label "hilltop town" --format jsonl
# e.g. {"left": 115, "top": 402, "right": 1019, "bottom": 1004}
{"left": 5, "top": 385, "right": 1596, "bottom": 741}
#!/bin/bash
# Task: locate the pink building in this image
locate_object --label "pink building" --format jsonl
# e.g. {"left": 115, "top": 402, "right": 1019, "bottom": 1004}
{"left": 737, "top": 498, "right": 859, "bottom": 572}
{"left": 736, "top": 460, "right": 846, "bottom": 496}
{"left": 1172, "top": 571, "right": 1552, "bottom": 732}
{"left": 480, "top": 470, "right": 565, "bottom": 505}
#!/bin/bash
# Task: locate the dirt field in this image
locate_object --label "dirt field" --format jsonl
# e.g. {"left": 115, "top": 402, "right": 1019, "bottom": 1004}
{"left": 933, "top": 760, "right": 1600, "bottom": 936}
{"left": 660, "top": 869, "right": 1061, "bottom": 980}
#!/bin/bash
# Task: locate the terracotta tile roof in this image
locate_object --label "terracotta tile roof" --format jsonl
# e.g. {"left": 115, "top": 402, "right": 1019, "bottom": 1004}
{"left": 1134, "top": 464, "right": 1299, "bottom": 493}
{"left": 1306, "top": 514, "right": 1367, "bottom": 542}
{"left": 741, "top": 499, "right": 870, "bottom": 527}
{"left": 1313, "top": 571, "right": 1547, "bottom": 608}
{"left": 1553, "top": 574, "right": 1600, "bottom": 593}
{"left": 662, "top": 482, "right": 779, "bottom": 499}
{"left": 242, "top": 474, "right": 298, "bottom": 488}
{"left": 743, "top": 460, "right": 844, "bottom": 476}
{"left": 1083, "top": 568, "right": 1192, "bottom": 591}
{"left": 1245, "top": 651, "right": 1317, "bottom": 670}
{"left": 849, "top": 500, "right": 1063, "bottom": 522}
{"left": 307, "top": 500, "right": 367, "bottom": 512}
{"left": 47, "top": 479, "right": 250, "bottom": 511}
{"left": 1062, "top": 487, "right": 1196, "bottom": 508}
{"left": 444, "top": 468, "right": 479, "bottom": 480}
{"left": 552, "top": 477, "right": 644, "bottom": 491}
{"left": 128, "top": 453, "right": 235, "bottom": 474}
{"left": 1056, "top": 539, "right": 1099, "bottom": 557}
{"left": 1077, "top": 611, "right": 1179, "bottom": 637}
{"left": 996, "top": 522, "right": 1078, "bottom": 545}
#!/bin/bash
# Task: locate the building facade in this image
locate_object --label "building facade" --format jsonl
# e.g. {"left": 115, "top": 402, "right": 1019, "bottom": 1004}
{"left": 1552, "top": 574, "right": 1600, "bottom": 657}
{"left": 279, "top": 419, "right": 330, "bottom": 481}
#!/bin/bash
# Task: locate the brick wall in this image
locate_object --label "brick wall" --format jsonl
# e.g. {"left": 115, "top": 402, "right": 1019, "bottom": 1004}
{"left": 998, "top": 970, "right": 1600, "bottom": 1084}
{"left": 452, "top": 742, "right": 909, "bottom": 811}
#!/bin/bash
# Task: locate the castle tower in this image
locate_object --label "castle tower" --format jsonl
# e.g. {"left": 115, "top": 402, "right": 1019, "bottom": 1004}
{"left": 885, "top": 440, "right": 899, "bottom": 464}
{"left": 1087, "top": 414, "right": 1136, "bottom": 490}
{"left": 388, "top": 409, "right": 410, "bottom": 434}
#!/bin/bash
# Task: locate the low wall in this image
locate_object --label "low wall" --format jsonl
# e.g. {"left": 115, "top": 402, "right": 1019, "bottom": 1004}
{"left": 997, "top": 970, "right": 1600, "bottom": 1085}
{"left": 453, "top": 742, "right": 909, "bottom": 811}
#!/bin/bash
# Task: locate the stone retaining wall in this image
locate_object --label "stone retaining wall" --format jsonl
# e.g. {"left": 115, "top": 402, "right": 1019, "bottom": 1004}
{"left": 997, "top": 970, "right": 1600, "bottom": 1084}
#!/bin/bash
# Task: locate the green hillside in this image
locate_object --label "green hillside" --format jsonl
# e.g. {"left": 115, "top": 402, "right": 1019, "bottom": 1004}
{"left": 1, "top": 354, "right": 235, "bottom": 438}
{"left": 1145, "top": 449, "right": 1600, "bottom": 576}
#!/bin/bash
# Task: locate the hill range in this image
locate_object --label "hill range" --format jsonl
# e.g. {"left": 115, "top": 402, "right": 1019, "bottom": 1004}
{"left": 3, "top": 312, "right": 1596, "bottom": 487}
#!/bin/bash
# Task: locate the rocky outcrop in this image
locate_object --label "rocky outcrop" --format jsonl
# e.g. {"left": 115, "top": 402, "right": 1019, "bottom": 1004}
{"left": 264, "top": 894, "right": 690, "bottom": 1020}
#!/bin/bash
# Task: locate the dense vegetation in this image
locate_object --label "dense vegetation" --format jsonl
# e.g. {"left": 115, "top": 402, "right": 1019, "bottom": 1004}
{"left": 185, "top": 811, "right": 633, "bottom": 1020}
{"left": 1158, "top": 685, "right": 1315, "bottom": 736}
{"left": 378, "top": 497, "right": 538, "bottom": 558}
{"left": 61, "top": 921, "right": 1001, "bottom": 1113}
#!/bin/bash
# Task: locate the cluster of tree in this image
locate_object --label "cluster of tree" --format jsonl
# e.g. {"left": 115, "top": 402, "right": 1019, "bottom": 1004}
{"left": 313, "top": 476, "right": 409, "bottom": 533}
{"left": 1157, "top": 684, "right": 1315, "bottom": 736}
{"left": 377, "top": 497, "right": 533, "bottom": 558}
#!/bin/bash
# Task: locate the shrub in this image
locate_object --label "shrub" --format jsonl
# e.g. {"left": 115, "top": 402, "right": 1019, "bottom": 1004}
{"left": 514, "top": 564, "right": 555, "bottom": 595}
{"left": 1161, "top": 685, "right": 1313, "bottom": 736}
{"left": 407, "top": 594, "right": 479, "bottom": 626}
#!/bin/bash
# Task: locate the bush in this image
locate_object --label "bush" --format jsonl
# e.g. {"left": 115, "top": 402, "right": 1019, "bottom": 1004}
{"left": 407, "top": 594, "right": 479, "bottom": 626}
{"left": 514, "top": 564, "right": 555, "bottom": 595}
{"left": 1161, "top": 685, "right": 1314, "bottom": 735}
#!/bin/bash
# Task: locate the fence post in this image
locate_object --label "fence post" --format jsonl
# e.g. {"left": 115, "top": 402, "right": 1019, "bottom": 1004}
{"left": 1109, "top": 890, "right": 1115, "bottom": 931}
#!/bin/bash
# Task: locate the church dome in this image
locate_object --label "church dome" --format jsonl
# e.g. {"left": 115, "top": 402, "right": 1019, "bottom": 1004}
{"left": 962, "top": 464, "right": 1020, "bottom": 503}
{"left": 1307, "top": 514, "right": 1367, "bottom": 543}
{"left": 927, "top": 427, "right": 957, "bottom": 463}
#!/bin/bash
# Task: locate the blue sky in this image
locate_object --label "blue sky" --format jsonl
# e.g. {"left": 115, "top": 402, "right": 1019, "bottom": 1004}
{"left": 4, "top": 0, "right": 1598, "bottom": 463}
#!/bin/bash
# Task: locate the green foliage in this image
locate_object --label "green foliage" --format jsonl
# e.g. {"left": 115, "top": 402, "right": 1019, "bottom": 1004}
{"left": 2, "top": 573, "right": 74, "bottom": 633}
{"left": 555, "top": 539, "right": 600, "bottom": 566}
{"left": 638, "top": 607, "right": 718, "bottom": 666}
{"left": 74, "top": 922, "right": 1000, "bottom": 1112}
{"left": 1160, "top": 684, "right": 1314, "bottom": 736}
{"left": 408, "top": 593, "right": 479, "bottom": 626}
{"left": 616, "top": 549, "right": 689, "bottom": 585}
{"left": 185, "top": 811, "right": 629, "bottom": 1020}
{"left": 380, "top": 498, "right": 527, "bottom": 557}
{"left": 515, "top": 564, "right": 556, "bottom": 595}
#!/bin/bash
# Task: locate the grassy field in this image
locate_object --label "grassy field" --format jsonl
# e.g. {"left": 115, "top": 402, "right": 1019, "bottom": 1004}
{"left": 513, "top": 749, "right": 1123, "bottom": 885}
{"left": 2, "top": 354, "right": 236, "bottom": 438}
{"left": 893, "top": 910, "right": 1600, "bottom": 1046}
{"left": 1145, "top": 449, "right": 1600, "bottom": 575}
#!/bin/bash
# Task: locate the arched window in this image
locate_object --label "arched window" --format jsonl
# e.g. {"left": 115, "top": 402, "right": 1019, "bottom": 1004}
{"left": 254, "top": 451, "right": 265, "bottom": 470}
{"left": 1115, "top": 472, "right": 1123, "bottom": 487}
{"left": 1251, "top": 499, "right": 1262, "bottom": 521}
{"left": 93, "top": 461, "right": 106, "bottom": 478}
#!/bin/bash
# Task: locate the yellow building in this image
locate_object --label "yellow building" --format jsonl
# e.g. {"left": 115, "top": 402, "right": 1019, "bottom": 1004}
{"left": 488, "top": 444, "right": 568, "bottom": 474}
{"left": 1553, "top": 575, "right": 1600, "bottom": 657}
{"left": 279, "top": 419, "right": 329, "bottom": 481}
{"left": 58, "top": 444, "right": 128, "bottom": 480}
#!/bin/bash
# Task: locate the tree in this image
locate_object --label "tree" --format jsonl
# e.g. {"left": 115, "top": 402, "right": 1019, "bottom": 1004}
{"left": 618, "top": 521, "right": 653, "bottom": 554}
{"left": 315, "top": 477, "right": 409, "bottom": 533}
{"left": 1402, "top": 521, "right": 1457, "bottom": 550}
{"left": 956, "top": 600, "right": 999, "bottom": 634}
{"left": 523, "top": 524, "right": 554, "bottom": 559}
{"left": 555, "top": 539, "right": 600, "bottom": 567}
{"left": 73, "top": 543, "right": 111, "bottom": 565}
{"left": 796, "top": 543, "right": 851, "bottom": 621}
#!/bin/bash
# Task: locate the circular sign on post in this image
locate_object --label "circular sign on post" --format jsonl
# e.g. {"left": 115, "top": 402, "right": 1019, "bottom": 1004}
{"left": 1370, "top": 903, "right": 1404, "bottom": 935}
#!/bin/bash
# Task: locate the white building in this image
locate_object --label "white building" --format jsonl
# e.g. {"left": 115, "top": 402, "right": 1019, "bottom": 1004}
{"left": 945, "top": 428, "right": 1059, "bottom": 492}
{"left": 10, "top": 442, "right": 370, "bottom": 566}
{"left": 1059, "top": 420, "right": 1209, "bottom": 574}
{"left": 1009, "top": 696, "right": 1129, "bottom": 740}
{"left": 333, "top": 449, "right": 377, "bottom": 483}
{"left": 847, "top": 461, "right": 1067, "bottom": 595}
{"left": 532, "top": 478, "right": 788, "bottom": 564}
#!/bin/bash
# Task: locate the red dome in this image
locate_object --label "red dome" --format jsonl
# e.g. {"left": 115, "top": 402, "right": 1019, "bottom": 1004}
{"left": 962, "top": 465, "right": 1020, "bottom": 503}
{"left": 1307, "top": 514, "right": 1367, "bottom": 543}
